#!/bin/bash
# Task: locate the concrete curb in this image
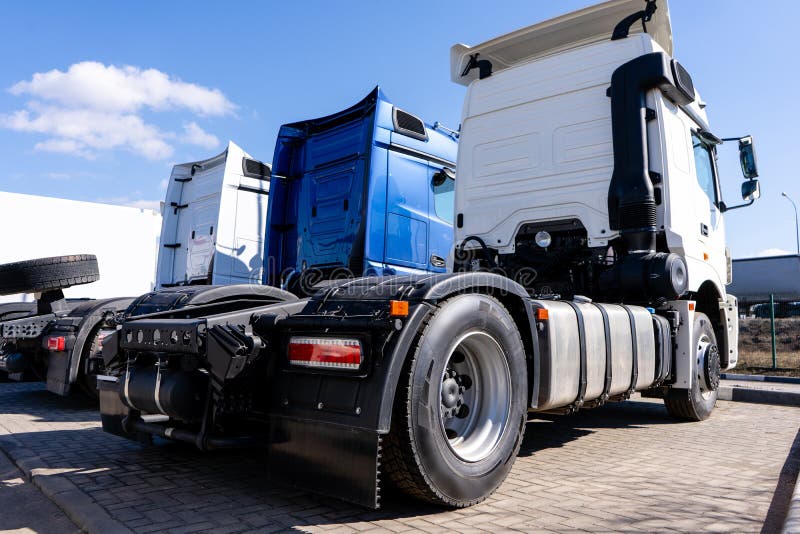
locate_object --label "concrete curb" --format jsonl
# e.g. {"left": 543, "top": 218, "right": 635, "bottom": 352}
{"left": 718, "top": 385, "right": 800, "bottom": 407}
{"left": 0, "top": 435, "right": 132, "bottom": 534}
{"left": 722, "top": 373, "right": 800, "bottom": 385}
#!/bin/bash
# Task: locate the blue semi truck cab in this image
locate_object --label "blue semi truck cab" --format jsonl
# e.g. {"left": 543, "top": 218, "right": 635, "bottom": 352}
{"left": 265, "top": 87, "right": 458, "bottom": 293}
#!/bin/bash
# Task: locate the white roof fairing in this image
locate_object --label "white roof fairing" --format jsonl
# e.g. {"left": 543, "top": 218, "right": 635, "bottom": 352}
{"left": 450, "top": 0, "right": 673, "bottom": 86}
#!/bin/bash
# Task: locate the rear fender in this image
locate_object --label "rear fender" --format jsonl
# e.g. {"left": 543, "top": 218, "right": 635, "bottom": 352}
{"left": 264, "top": 273, "right": 538, "bottom": 508}
{"left": 271, "top": 273, "right": 538, "bottom": 433}
{"left": 376, "top": 272, "right": 540, "bottom": 428}
{"left": 44, "top": 297, "right": 134, "bottom": 395}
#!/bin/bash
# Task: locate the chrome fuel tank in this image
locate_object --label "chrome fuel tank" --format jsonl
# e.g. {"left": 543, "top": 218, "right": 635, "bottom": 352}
{"left": 533, "top": 300, "right": 658, "bottom": 411}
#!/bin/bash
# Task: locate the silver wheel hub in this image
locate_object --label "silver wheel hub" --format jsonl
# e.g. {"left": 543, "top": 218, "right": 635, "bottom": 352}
{"left": 437, "top": 331, "right": 511, "bottom": 463}
{"left": 440, "top": 370, "right": 465, "bottom": 418}
{"left": 696, "top": 334, "right": 720, "bottom": 397}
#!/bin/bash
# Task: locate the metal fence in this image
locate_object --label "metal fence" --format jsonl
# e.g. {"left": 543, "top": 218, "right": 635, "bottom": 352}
{"left": 737, "top": 296, "right": 800, "bottom": 372}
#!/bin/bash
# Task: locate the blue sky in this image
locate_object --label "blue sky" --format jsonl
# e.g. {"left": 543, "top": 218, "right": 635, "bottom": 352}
{"left": 0, "top": 1, "right": 797, "bottom": 258}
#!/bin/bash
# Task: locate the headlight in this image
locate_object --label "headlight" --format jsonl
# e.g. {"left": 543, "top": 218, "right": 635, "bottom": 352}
{"left": 535, "top": 231, "right": 552, "bottom": 248}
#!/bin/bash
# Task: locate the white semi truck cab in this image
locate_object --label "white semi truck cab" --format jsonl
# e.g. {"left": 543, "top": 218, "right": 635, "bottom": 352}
{"left": 451, "top": 0, "right": 756, "bottom": 384}
{"left": 157, "top": 141, "right": 271, "bottom": 287}
{"left": 96, "top": 0, "right": 760, "bottom": 510}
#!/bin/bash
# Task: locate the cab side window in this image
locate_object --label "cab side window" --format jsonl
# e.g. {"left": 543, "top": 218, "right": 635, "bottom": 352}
{"left": 691, "top": 132, "right": 718, "bottom": 205}
{"left": 432, "top": 170, "right": 455, "bottom": 224}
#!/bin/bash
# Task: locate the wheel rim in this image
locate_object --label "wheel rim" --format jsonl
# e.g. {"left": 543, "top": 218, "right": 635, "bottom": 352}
{"left": 696, "top": 333, "right": 720, "bottom": 399}
{"left": 437, "top": 331, "right": 511, "bottom": 462}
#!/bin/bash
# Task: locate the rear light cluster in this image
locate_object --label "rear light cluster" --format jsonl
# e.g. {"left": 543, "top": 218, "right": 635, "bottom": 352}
{"left": 46, "top": 336, "right": 66, "bottom": 351}
{"left": 288, "top": 337, "right": 362, "bottom": 370}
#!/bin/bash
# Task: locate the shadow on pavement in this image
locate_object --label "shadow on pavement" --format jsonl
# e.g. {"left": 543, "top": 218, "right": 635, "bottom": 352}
{"left": 762, "top": 427, "right": 800, "bottom": 533}
{"left": 520, "top": 399, "right": 678, "bottom": 456}
{"left": 0, "top": 382, "right": 98, "bottom": 423}
{"left": 0, "top": 382, "right": 789, "bottom": 532}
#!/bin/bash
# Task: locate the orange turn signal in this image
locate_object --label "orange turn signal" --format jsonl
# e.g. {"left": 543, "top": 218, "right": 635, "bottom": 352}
{"left": 390, "top": 300, "right": 409, "bottom": 317}
{"left": 688, "top": 302, "right": 696, "bottom": 311}
{"left": 703, "top": 252, "right": 709, "bottom": 261}
{"left": 536, "top": 308, "right": 549, "bottom": 321}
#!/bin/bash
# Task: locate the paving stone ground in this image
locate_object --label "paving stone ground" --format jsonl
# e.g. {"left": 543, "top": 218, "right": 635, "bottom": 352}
{"left": 0, "top": 380, "right": 798, "bottom": 533}
{"left": 0, "top": 446, "right": 80, "bottom": 533}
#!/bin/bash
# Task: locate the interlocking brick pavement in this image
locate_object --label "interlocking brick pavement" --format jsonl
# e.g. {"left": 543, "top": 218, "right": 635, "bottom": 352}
{"left": 0, "top": 380, "right": 798, "bottom": 533}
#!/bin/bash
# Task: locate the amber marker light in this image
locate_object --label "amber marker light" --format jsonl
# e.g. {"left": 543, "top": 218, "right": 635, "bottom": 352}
{"left": 390, "top": 300, "right": 409, "bottom": 317}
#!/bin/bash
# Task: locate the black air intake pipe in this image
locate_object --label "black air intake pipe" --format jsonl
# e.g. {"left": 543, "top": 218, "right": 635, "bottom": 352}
{"left": 608, "top": 52, "right": 694, "bottom": 253}
{"left": 605, "top": 52, "right": 695, "bottom": 300}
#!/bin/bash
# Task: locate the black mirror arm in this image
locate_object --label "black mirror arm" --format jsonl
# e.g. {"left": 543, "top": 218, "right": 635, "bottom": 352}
{"left": 719, "top": 199, "right": 755, "bottom": 213}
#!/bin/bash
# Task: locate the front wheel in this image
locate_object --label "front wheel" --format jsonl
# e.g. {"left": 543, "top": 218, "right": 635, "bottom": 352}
{"left": 664, "top": 312, "right": 719, "bottom": 421}
{"left": 383, "top": 294, "right": 528, "bottom": 507}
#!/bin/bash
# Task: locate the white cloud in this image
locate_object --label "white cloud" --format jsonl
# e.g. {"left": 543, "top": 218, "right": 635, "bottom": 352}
{"left": 34, "top": 138, "right": 95, "bottom": 159}
{"left": 9, "top": 61, "right": 236, "bottom": 116}
{"left": 159, "top": 178, "right": 169, "bottom": 190}
{"left": 3, "top": 104, "right": 173, "bottom": 159}
{"left": 182, "top": 121, "right": 219, "bottom": 149}
{"left": 2, "top": 61, "right": 233, "bottom": 160}
{"left": 756, "top": 248, "right": 793, "bottom": 257}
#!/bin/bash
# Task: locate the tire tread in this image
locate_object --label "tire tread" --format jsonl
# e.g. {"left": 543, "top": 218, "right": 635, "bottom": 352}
{"left": 0, "top": 255, "right": 99, "bottom": 296}
{"left": 382, "top": 295, "right": 526, "bottom": 507}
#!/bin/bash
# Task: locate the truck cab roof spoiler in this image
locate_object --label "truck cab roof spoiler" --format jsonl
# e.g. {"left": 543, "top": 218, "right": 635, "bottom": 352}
{"left": 450, "top": 0, "right": 673, "bottom": 86}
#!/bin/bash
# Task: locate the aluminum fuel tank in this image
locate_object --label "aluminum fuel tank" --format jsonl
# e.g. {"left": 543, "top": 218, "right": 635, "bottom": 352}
{"left": 533, "top": 300, "right": 657, "bottom": 411}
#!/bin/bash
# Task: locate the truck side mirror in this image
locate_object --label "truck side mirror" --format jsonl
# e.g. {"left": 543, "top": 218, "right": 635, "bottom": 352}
{"left": 738, "top": 136, "right": 758, "bottom": 179}
{"left": 741, "top": 179, "right": 760, "bottom": 201}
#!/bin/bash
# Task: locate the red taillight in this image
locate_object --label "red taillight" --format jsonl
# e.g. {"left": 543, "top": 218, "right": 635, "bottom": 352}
{"left": 288, "top": 337, "right": 362, "bottom": 370}
{"left": 47, "top": 336, "right": 66, "bottom": 351}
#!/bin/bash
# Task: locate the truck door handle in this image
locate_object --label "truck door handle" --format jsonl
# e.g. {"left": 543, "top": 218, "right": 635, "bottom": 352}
{"left": 700, "top": 223, "right": 709, "bottom": 236}
{"left": 430, "top": 255, "right": 446, "bottom": 268}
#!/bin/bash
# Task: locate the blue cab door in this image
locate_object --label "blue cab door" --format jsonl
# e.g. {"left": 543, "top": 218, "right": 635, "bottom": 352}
{"left": 383, "top": 151, "right": 453, "bottom": 274}
{"left": 384, "top": 150, "right": 429, "bottom": 273}
{"left": 427, "top": 163, "right": 455, "bottom": 272}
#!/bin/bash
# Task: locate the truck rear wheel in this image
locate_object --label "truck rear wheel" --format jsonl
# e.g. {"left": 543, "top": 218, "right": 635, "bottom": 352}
{"left": 0, "top": 255, "right": 99, "bottom": 296}
{"left": 664, "top": 312, "right": 719, "bottom": 421}
{"left": 383, "top": 294, "right": 527, "bottom": 507}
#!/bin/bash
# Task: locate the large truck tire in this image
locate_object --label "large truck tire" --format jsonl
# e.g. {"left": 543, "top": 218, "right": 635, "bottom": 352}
{"left": 383, "top": 294, "right": 528, "bottom": 507}
{"left": 0, "top": 255, "right": 99, "bottom": 296}
{"left": 664, "top": 312, "right": 719, "bottom": 421}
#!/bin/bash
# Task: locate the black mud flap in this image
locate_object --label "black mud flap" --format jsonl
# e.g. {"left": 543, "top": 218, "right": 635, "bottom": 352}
{"left": 98, "top": 377, "right": 152, "bottom": 444}
{"left": 268, "top": 417, "right": 382, "bottom": 509}
{"left": 46, "top": 350, "right": 71, "bottom": 396}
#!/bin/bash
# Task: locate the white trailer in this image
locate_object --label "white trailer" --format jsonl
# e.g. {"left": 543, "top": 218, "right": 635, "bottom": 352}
{"left": 0, "top": 192, "right": 161, "bottom": 302}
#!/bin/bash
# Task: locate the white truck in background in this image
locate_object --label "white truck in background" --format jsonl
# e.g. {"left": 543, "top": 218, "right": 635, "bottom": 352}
{"left": 0, "top": 141, "right": 274, "bottom": 398}
{"left": 157, "top": 141, "right": 271, "bottom": 287}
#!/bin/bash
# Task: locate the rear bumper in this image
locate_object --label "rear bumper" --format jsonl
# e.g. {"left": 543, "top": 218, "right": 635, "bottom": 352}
{"left": 98, "top": 373, "right": 383, "bottom": 508}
